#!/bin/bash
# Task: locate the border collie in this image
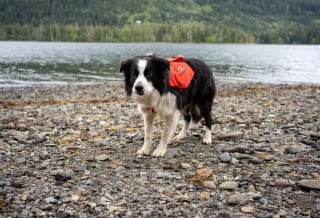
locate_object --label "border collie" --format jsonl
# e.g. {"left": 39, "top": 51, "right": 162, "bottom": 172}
{"left": 120, "top": 55, "right": 216, "bottom": 157}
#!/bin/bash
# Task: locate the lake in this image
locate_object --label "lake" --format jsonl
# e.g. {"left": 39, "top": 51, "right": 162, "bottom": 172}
{"left": 0, "top": 41, "right": 319, "bottom": 87}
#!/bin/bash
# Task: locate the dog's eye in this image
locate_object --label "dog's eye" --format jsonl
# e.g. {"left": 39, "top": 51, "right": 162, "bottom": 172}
{"left": 134, "top": 69, "right": 139, "bottom": 77}
{"left": 144, "top": 68, "right": 151, "bottom": 78}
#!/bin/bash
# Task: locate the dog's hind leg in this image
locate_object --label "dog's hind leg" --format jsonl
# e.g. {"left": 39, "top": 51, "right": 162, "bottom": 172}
{"left": 137, "top": 112, "right": 156, "bottom": 157}
{"left": 175, "top": 114, "right": 191, "bottom": 141}
{"left": 153, "top": 111, "right": 179, "bottom": 157}
{"left": 199, "top": 101, "right": 213, "bottom": 144}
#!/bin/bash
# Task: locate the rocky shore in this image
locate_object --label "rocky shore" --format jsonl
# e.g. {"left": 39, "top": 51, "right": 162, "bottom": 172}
{"left": 0, "top": 81, "right": 319, "bottom": 217}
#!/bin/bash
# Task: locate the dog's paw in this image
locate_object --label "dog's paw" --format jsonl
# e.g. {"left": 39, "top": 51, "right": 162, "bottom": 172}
{"left": 202, "top": 136, "right": 212, "bottom": 144}
{"left": 174, "top": 134, "right": 185, "bottom": 141}
{"left": 136, "top": 147, "right": 151, "bottom": 157}
{"left": 202, "top": 128, "right": 212, "bottom": 144}
{"left": 152, "top": 147, "right": 166, "bottom": 157}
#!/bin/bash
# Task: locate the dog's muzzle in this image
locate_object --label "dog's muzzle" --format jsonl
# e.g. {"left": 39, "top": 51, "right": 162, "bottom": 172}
{"left": 134, "top": 84, "right": 144, "bottom": 96}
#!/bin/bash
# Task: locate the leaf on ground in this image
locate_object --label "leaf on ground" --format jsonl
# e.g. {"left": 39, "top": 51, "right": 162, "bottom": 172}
{"left": 263, "top": 162, "right": 274, "bottom": 168}
{"left": 59, "top": 138, "right": 75, "bottom": 145}
{"left": 111, "top": 160, "right": 122, "bottom": 169}
{"left": 90, "top": 135, "right": 105, "bottom": 142}
{"left": 105, "top": 126, "right": 119, "bottom": 131}
{"left": 190, "top": 168, "right": 213, "bottom": 184}
{"left": 126, "top": 127, "right": 139, "bottom": 132}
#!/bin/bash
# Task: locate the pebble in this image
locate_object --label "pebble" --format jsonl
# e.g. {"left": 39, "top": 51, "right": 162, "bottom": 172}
{"left": 219, "top": 152, "right": 232, "bottom": 162}
{"left": 221, "top": 144, "right": 250, "bottom": 153}
{"left": 71, "top": 195, "right": 80, "bottom": 202}
{"left": 217, "top": 131, "right": 244, "bottom": 140}
{"left": 219, "top": 181, "right": 238, "bottom": 190}
{"left": 164, "top": 148, "right": 179, "bottom": 158}
{"left": 95, "top": 154, "right": 109, "bottom": 161}
{"left": 44, "top": 197, "right": 57, "bottom": 204}
{"left": 200, "top": 191, "right": 211, "bottom": 199}
{"left": 275, "top": 178, "right": 290, "bottom": 187}
{"left": 155, "top": 172, "right": 173, "bottom": 179}
{"left": 227, "top": 194, "right": 247, "bottom": 205}
{"left": 241, "top": 206, "right": 254, "bottom": 213}
{"left": 16, "top": 157, "right": 26, "bottom": 164}
{"left": 181, "top": 163, "right": 192, "bottom": 169}
{"left": 297, "top": 179, "right": 320, "bottom": 190}
{"left": 203, "top": 181, "right": 216, "bottom": 189}
{"left": 285, "top": 145, "right": 303, "bottom": 154}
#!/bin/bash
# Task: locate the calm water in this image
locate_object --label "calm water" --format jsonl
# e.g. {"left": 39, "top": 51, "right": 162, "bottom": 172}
{"left": 0, "top": 41, "right": 319, "bottom": 87}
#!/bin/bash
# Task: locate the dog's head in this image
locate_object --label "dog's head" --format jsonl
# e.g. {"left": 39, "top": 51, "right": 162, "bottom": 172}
{"left": 120, "top": 55, "right": 170, "bottom": 98}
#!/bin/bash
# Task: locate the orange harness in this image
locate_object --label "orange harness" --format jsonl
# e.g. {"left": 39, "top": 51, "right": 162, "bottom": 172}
{"left": 168, "top": 55, "right": 195, "bottom": 89}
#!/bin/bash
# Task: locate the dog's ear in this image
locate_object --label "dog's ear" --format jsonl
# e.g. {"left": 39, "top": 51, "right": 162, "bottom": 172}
{"left": 120, "top": 58, "right": 132, "bottom": 73}
{"left": 149, "top": 56, "right": 170, "bottom": 94}
{"left": 120, "top": 58, "right": 134, "bottom": 96}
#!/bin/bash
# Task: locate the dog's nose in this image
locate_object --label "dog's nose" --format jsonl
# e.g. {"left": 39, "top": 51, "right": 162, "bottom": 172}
{"left": 135, "top": 84, "right": 144, "bottom": 95}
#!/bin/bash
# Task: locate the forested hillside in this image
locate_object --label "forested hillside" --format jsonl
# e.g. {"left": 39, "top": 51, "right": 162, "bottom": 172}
{"left": 1, "top": 0, "right": 320, "bottom": 43}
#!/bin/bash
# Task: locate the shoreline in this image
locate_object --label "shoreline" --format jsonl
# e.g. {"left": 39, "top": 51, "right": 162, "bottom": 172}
{"left": 1, "top": 81, "right": 319, "bottom": 217}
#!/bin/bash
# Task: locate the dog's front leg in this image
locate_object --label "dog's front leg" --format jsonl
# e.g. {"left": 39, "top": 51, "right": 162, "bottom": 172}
{"left": 153, "top": 112, "right": 179, "bottom": 157}
{"left": 137, "top": 112, "right": 156, "bottom": 157}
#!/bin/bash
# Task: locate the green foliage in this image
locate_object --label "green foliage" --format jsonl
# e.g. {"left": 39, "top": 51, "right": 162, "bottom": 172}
{"left": 0, "top": 0, "right": 319, "bottom": 43}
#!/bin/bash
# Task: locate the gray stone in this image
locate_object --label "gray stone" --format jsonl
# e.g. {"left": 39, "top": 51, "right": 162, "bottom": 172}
{"left": 164, "top": 148, "right": 179, "bottom": 158}
{"left": 16, "top": 157, "right": 26, "bottom": 164}
{"left": 219, "top": 181, "right": 238, "bottom": 190}
{"left": 241, "top": 206, "right": 254, "bottom": 213}
{"left": 95, "top": 154, "right": 109, "bottom": 161}
{"left": 285, "top": 145, "right": 303, "bottom": 154}
{"left": 297, "top": 179, "right": 320, "bottom": 190}
{"left": 203, "top": 181, "right": 216, "bottom": 189}
{"left": 219, "top": 152, "right": 232, "bottom": 162}
{"left": 227, "top": 194, "right": 247, "bottom": 205}
{"left": 44, "top": 197, "right": 57, "bottom": 204}
{"left": 155, "top": 172, "right": 173, "bottom": 179}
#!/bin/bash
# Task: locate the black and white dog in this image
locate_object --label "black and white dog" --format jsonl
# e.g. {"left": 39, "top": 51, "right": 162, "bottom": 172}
{"left": 120, "top": 55, "right": 216, "bottom": 157}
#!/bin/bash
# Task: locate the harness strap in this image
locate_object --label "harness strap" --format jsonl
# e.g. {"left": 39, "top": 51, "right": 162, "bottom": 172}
{"left": 146, "top": 107, "right": 157, "bottom": 113}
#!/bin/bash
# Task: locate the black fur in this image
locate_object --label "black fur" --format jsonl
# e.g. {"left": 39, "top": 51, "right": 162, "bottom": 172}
{"left": 120, "top": 55, "right": 216, "bottom": 130}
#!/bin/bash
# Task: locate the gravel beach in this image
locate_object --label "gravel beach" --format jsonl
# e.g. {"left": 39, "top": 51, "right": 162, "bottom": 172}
{"left": 0, "top": 81, "right": 319, "bottom": 217}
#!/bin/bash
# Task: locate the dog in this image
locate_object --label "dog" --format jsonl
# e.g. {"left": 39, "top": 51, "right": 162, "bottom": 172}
{"left": 120, "top": 55, "right": 216, "bottom": 157}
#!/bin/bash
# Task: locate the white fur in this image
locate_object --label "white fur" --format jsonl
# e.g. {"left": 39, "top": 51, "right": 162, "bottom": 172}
{"left": 203, "top": 127, "right": 212, "bottom": 144}
{"left": 137, "top": 92, "right": 179, "bottom": 157}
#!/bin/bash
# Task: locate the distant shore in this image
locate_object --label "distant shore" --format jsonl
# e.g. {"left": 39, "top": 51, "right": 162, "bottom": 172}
{"left": 1, "top": 81, "right": 319, "bottom": 217}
